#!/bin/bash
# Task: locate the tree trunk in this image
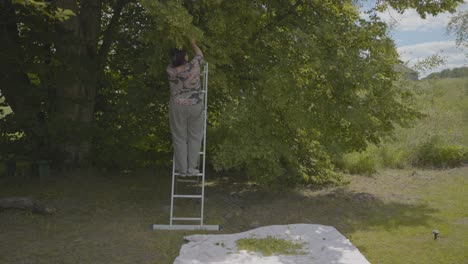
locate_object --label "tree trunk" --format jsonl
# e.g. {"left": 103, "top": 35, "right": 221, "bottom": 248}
{"left": 53, "top": 0, "right": 102, "bottom": 166}
{"left": 1, "top": 0, "right": 126, "bottom": 167}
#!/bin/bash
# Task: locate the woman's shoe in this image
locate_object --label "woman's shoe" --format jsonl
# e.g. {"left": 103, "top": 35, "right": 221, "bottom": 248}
{"left": 187, "top": 168, "right": 200, "bottom": 175}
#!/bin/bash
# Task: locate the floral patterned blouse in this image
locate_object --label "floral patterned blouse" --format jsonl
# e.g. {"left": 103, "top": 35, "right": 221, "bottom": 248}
{"left": 166, "top": 55, "right": 204, "bottom": 105}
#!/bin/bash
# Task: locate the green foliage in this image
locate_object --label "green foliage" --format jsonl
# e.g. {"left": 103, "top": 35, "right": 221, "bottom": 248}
{"left": 375, "top": 0, "right": 463, "bottom": 18}
{"left": 212, "top": 125, "right": 342, "bottom": 187}
{"left": 12, "top": 0, "right": 76, "bottom": 21}
{"left": 1, "top": 0, "right": 84, "bottom": 164}
{"left": 142, "top": 0, "right": 203, "bottom": 47}
{"left": 236, "top": 236, "right": 305, "bottom": 256}
{"left": 0, "top": 97, "right": 12, "bottom": 119}
{"left": 91, "top": 72, "right": 172, "bottom": 169}
{"left": 412, "top": 135, "right": 466, "bottom": 168}
{"left": 89, "top": 2, "right": 174, "bottom": 169}
{"left": 3, "top": 0, "right": 465, "bottom": 185}
{"left": 343, "top": 152, "right": 378, "bottom": 175}
{"left": 411, "top": 54, "right": 447, "bottom": 75}
{"left": 378, "top": 145, "right": 408, "bottom": 169}
{"left": 181, "top": 0, "right": 420, "bottom": 185}
{"left": 447, "top": 10, "right": 468, "bottom": 48}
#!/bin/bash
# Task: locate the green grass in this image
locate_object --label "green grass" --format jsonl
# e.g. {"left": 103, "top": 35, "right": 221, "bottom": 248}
{"left": 411, "top": 77, "right": 468, "bottom": 145}
{"left": 342, "top": 153, "right": 377, "bottom": 175}
{"left": 236, "top": 236, "right": 305, "bottom": 256}
{"left": 0, "top": 166, "right": 467, "bottom": 263}
{"left": 349, "top": 169, "right": 468, "bottom": 264}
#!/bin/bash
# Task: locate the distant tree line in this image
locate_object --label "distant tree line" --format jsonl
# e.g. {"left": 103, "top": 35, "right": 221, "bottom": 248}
{"left": 424, "top": 67, "right": 468, "bottom": 79}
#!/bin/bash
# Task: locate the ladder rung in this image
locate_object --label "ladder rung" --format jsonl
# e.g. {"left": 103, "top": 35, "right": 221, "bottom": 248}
{"left": 172, "top": 217, "right": 202, "bottom": 221}
{"left": 173, "top": 195, "right": 202, "bottom": 198}
{"left": 176, "top": 179, "right": 199, "bottom": 183}
{"left": 174, "top": 173, "right": 203, "bottom": 177}
{"left": 152, "top": 224, "right": 219, "bottom": 230}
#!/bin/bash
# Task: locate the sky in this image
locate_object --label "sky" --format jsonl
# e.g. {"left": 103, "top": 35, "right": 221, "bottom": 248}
{"left": 360, "top": 1, "right": 468, "bottom": 77}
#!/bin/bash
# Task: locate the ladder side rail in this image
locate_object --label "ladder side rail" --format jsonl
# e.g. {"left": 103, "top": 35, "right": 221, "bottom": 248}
{"left": 201, "top": 63, "right": 208, "bottom": 226}
{"left": 170, "top": 154, "right": 176, "bottom": 225}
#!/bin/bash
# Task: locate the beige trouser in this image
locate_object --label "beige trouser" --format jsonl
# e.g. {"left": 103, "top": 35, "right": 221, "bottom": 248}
{"left": 169, "top": 102, "right": 204, "bottom": 173}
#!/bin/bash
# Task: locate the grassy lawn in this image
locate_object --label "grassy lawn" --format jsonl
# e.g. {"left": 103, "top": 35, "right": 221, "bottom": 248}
{"left": 0, "top": 166, "right": 466, "bottom": 264}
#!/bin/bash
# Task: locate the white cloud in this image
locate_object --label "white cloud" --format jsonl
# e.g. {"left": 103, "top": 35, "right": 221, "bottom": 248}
{"left": 378, "top": 8, "right": 449, "bottom": 31}
{"left": 359, "top": 2, "right": 468, "bottom": 76}
{"left": 398, "top": 41, "right": 467, "bottom": 77}
{"left": 363, "top": 3, "right": 468, "bottom": 32}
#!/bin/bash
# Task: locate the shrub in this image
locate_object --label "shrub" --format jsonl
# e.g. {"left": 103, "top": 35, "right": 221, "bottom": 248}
{"left": 379, "top": 145, "right": 408, "bottom": 169}
{"left": 412, "top": 135, "right": 466, "bottom": 168}
{"left": 212, "top": 128, "right": 343, "bottom": 188}
{"left": 343, "top": 152, "right": 377, "bottom": 175}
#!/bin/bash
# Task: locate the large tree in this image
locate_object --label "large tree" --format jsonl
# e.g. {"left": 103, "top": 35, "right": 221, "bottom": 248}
{"left": 138, "top": 0, "right": 462, "bottom": 185}
{"left": 0, "top": 0, "right": 130, "bottom": 165}
{"left": 0, "top": 0, "right": 464, "bottom": 185}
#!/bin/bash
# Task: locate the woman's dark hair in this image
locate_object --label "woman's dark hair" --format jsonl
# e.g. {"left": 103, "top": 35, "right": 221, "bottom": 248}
{"left": 171, "top": 48, "right": 187, "bottom": 67}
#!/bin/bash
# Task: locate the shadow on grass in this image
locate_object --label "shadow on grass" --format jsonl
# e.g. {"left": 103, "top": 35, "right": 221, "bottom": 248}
{"left": 204, "top": 180, "right": 438, "bottom": 236}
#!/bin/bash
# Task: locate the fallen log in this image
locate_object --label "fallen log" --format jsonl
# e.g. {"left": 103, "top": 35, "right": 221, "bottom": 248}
{"left": 0, "top": 197, "right": 55, "bottom": 215}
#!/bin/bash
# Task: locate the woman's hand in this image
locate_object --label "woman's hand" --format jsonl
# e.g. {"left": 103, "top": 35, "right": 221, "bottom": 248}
{"left": 190, "top": 38, "right": 203, "bottom": 57}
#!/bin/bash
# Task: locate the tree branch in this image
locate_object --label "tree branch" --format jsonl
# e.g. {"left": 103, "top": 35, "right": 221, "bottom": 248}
{"left": 0, "top": 0, "right": 37, "bottom": 116}
{"left": 97, "top": 0, "right": 130, "bottom": 68}
{"left": 248, "top": 0, "right": 314, "bottom": 44}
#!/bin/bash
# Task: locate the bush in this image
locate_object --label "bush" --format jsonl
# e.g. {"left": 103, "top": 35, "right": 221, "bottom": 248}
{"left": 343, "top": 152, "right": 377, "bottom": 175}
{"left": 412, "top": 135, "right": 466, "bottom": 168}
{"left": 378, "top": 145, "right": 408, "bottom": 169}
{"left": 212, "top": 128, "right": 343, "bottom": 188}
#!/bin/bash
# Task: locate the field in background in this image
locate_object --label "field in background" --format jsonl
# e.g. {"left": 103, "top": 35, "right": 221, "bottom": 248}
{"left": 343, "top": 77, "right": 468, "bottom": 174}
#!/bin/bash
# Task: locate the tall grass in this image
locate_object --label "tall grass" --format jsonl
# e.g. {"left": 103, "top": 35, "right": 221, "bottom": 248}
{"left": 343, "top": 77, "right": 468, "bottom": 174}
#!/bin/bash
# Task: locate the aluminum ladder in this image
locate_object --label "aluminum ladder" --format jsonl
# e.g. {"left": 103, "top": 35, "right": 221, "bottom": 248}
{"left": 153, "top": 62, "right": 220, "bottom": 231}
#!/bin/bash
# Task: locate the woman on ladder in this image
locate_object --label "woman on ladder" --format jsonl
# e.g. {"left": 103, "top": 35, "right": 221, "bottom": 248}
{"left": 166, "top": 38, "right": 204, "bottom": 176}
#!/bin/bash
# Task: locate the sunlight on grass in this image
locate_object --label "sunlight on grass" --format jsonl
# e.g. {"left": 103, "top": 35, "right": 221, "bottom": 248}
{"left": 350, "top": 169, "right": 468, "bottom": 264}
